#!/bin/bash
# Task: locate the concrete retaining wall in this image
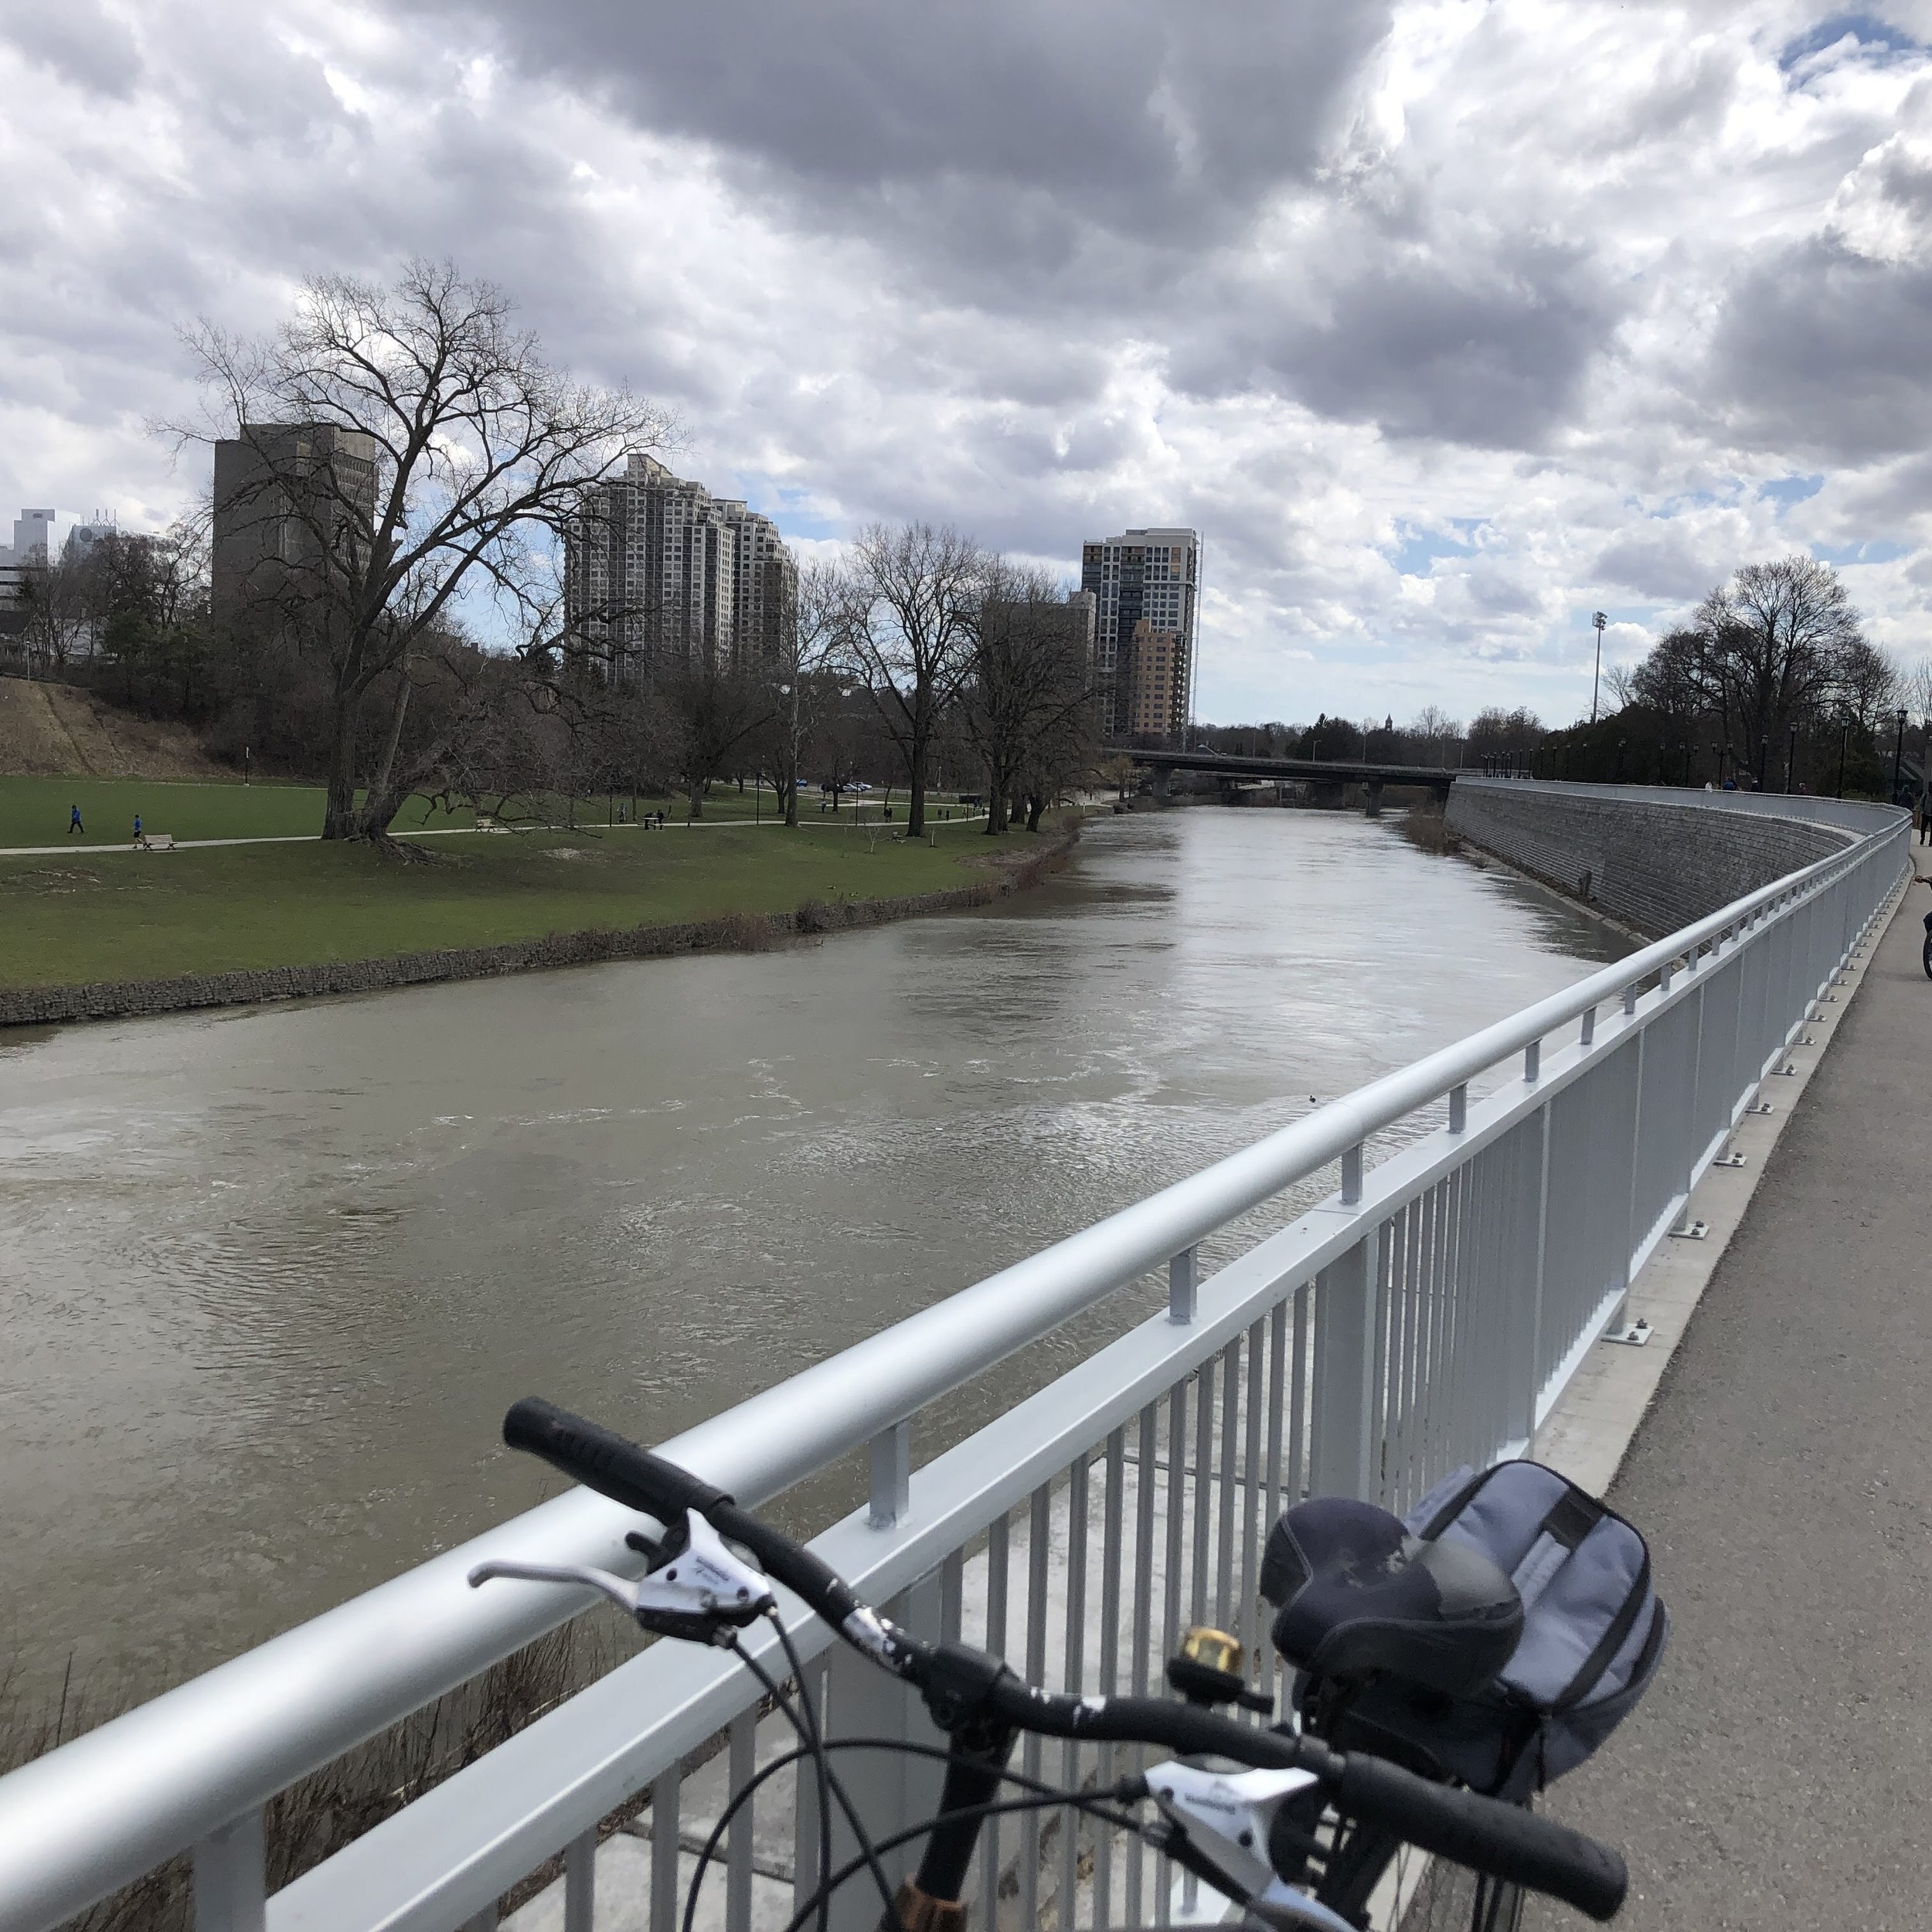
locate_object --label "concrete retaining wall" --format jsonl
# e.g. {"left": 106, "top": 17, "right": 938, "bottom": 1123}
{"left": 1444, "top": 781, "right": 1852, "bottom": 937}
{"left": 0, "top": 832, "right": 1079, "bottom": 1029}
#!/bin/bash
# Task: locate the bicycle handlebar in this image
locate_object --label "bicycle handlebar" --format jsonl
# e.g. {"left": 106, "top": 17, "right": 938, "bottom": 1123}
{"left": 501, "top": 1400, "right": 1628, "bottom": 1922}
{"left": 504, "top": 1397, "right": 871, "bottom": 1639}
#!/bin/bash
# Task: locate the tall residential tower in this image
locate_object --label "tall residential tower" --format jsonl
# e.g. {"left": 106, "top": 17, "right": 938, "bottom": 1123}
{"left": 564, "top": 455, "right": 796, "bottom": 680}
{"left": 1078, "top": 527, "right": 1199, "bottom": 745}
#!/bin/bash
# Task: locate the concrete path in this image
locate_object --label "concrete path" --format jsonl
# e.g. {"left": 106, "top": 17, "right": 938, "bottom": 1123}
{"left": 1530, "top": 884, "right": 1932, "bottom": 1930}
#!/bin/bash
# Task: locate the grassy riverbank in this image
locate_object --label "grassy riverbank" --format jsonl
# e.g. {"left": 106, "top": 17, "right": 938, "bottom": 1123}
{"left": 0, "top": 774, "right": 971, "bottom": 849}
{"left": 0, "top": 815, "right": 1053, "bottom": 990}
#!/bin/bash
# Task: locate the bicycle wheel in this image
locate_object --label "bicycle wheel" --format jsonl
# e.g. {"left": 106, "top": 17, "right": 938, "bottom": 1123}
{"left": 1922, "top": 928, "right": 1932, "bottom": 981}
{"left": 1396, "top": 1853, "right": 1523, "bottom": 1932}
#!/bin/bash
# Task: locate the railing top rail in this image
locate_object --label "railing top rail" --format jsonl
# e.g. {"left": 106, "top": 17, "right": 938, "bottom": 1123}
{"left": 1458, "top": 774, "right": 1904, "bottom": 837}
{"left": 0, "top": 792, "right": 1908, "bottom": 1932}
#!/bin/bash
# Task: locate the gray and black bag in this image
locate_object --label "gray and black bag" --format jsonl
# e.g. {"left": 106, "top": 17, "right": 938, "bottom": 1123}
{"left": 1279, "top": 1460, "right": 1668, "bottom": 1801}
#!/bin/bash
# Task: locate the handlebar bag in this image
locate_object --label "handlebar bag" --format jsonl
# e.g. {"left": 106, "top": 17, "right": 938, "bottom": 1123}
{"left": 1290, "top": 1461, "right": 1668, "bottom": 1802}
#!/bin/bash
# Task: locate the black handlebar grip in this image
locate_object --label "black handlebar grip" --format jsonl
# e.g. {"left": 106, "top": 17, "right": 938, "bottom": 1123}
{"left": 502, "top": 1400, "right": 866, "bottom": 1632}
{"left": 707, "top": 1498, "right": 863, "bottom": 1631}
{"left": 503, "top": 1399, "right": 731, "bottom": 1521}
{"left": 1335, "top": 1755, "right": 1627, "bottom": 1922}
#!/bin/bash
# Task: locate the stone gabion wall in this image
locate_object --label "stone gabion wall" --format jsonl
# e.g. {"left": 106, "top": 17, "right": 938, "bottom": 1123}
{"left": 0, "top": 829, "right": 1080, "bottom": 1029}
{"left": 1444, "top": 783, "right": 1851, "bottom": 937}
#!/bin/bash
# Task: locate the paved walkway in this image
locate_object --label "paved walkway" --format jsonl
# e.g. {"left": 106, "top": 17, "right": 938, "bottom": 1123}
{"left": 1531, "top": 883, "right": 1932, "bottom": 1930}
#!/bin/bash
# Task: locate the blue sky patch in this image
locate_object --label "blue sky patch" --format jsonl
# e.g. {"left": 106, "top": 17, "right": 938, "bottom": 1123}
{"left": 1811, "top": 539, "right": 1910, "bottom": 565}
{"left": 1780, "top": 14, "right": 1923, "bottom": 72}
{"left": 1760, "top": 473, "right": 1825, "bottom": 506}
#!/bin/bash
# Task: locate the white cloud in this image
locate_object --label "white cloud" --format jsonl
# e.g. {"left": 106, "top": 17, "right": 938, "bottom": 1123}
{"left": 5, "top": 0, "right": 1932, "bottom": 726}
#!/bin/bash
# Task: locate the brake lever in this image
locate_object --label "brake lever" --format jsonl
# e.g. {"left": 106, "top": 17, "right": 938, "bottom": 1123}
{"left": 468, "top": 1508, "right": 775, "bottom": 1643}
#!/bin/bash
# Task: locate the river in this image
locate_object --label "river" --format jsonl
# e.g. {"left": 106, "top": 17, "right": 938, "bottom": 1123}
{"left": 0, "top": 808, "right": 1627, "bottom": 1707}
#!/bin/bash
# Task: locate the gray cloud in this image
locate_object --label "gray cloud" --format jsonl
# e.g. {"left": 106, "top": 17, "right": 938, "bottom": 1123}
{"left": 415, "top": 1, "right": 1393, "bottom": 235}
{"left": 1709, "top": 235, "right": 1932, "bottom": 460}
{"left": 0, "top": 0, "right": 140, "bottom": 98}
{"left": 1593, "top": 522, "right": 1730, "bottom": 600}
{"left": 1195, "top": 238, "right": 1621, "bottom": 451}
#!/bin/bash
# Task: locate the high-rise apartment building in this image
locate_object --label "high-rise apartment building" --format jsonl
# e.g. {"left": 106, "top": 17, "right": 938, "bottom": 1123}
{"left": 1078, "top": 527, "right": 1199, "bottom": 744}
{"left": 211, "top": 425, "right": 379, "bottom": 632}
{"left": 564, "top": 454, "right": 795, "bottom": 680}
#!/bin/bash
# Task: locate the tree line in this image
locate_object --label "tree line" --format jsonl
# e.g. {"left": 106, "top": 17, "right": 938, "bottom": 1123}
{"left": 5, "top": 262, "right": 1098, "bottom": 846}
{"left": 1192, "top": 557, "right": 1927, "bottom": 801}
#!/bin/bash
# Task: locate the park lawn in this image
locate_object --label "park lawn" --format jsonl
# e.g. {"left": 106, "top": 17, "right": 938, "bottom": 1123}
{"left": 0, "top": 817, "right": 1019, "bottom": 988}
{"left": 0, "top": 775, "right": 464, "bottom": 848}
{"left": 0, "top": 774, "right": 978, "bottom": 846}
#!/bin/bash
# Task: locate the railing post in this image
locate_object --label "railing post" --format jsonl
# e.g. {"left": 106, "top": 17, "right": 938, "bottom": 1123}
{"left": 1449, "top": 1083, "right": 1468, "bottom": 1133}
{"left": 1168, "top": 1244, "right": 1198, "bottom": 1323}
{"left": 1309, "top": 1235, "right": 1376, "bottom": 1501}
{"left": 193, "top": 1808, "right": 265, "bottom": 1932}
{"left": 563, "top": 1830, "right": 595, "bottom": 1932}
{"left": 868, "top": 1419, "right": 911, "bottom": 1529}
{"left": 815, "top": 1573, "right": 947, "bottom": 1932}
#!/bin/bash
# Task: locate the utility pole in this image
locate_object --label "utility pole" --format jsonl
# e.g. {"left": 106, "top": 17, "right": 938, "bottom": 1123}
{"left": 1590, "top": 611, "right": 1607, "bottom": 724}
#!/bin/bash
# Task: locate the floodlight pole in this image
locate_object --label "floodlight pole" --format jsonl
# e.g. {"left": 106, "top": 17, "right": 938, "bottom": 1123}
{"left": 1590, "top": 611, "right": 1607, "bottom": 724}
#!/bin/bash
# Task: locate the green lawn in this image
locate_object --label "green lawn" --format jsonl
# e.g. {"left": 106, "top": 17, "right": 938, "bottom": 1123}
{"left": 0, "top": 775, "right": 348, "bottom": 847}
{"left": 0, "top": 774, "right": 985, "bottom": 847}
{"left": 0, "top": 815, "right": 1032, "bottom": 988}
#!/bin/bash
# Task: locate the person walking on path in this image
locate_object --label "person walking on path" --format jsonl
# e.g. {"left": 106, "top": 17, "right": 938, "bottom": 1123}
{"left": 1919, "top": 784, "right": 1930, "bottom": 845}
{"left": 131, "top": 811, "right": 142, "bottom": 849}
{"left": 67, "top": 804, "right": 83, "bottom": 835}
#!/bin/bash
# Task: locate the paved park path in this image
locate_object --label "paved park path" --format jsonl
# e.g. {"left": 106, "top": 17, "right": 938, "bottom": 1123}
{"left": 1530, "top": 878, "right": 1932, "bottom": 1929}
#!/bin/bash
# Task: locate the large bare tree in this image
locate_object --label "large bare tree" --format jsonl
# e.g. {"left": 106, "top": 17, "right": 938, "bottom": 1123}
{"left": 176, "top": 260, "right": 674, "bottom": 842}
{"left": 840, "top": 522, "right": 983, "bottom": 838}
{"left": 1690, "top": 556, "right": 1866, "bottom": 755}
{"left": 962, "top": 561, "right": 1096, "bottom": 834}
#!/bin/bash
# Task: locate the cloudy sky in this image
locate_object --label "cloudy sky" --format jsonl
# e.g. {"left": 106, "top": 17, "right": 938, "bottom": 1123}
{"left": 4, "top": 2, "right": 1931, "bottom": 726}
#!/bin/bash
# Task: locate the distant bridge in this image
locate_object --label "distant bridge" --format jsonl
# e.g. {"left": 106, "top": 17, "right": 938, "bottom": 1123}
{"left": 1105, "top": 744, "right": 1468, "bottom": 798}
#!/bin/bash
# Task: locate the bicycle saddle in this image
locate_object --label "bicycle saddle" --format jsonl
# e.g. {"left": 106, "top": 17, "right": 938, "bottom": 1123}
{"left": 1260, "top": 1496, "right": 1522, "bottom": 1696}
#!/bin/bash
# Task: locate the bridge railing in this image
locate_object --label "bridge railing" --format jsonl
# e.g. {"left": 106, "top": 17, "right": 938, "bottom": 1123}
{"left": 0, "top": 796, "right": 1910, "bottom": 1932}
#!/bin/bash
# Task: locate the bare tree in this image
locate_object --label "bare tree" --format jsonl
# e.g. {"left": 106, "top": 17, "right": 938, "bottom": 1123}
{"left": 963, "top": 561, "right": 1095, "bottom": 834}
{"left": 1691, "top": 556, "right": 1866, "bottom": 753}
{"left": 174, "top": 260, "right": 674, "bottom": 843}
{"left": 1408, "top": 706, "right": 1461, "bottom": 765}
{"left": 1830, "top": 635, "right": 1900, "bottom": 735}
{"left": 840, "top": 522, "right": 983, "bottom": 838}
{"left": 768, "top": 559, "right": 847, "bottom": 827}
{"left": 659, "top": 660, "right": 773, "bottom": 819}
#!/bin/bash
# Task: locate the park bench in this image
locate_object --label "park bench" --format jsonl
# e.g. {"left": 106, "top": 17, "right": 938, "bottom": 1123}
{"left": 138, "top": 832, "right": 175, "bottom": 852}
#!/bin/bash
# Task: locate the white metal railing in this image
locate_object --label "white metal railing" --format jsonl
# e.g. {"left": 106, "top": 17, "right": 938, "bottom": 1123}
{"left": 0, "top": 788, "right": 1909, "bottom": 1932}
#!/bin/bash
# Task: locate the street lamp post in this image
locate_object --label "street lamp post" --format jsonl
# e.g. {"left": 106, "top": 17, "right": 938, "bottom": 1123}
{"left": 1837, "top": 720, "right": 1849, "bottom": 800}
{"left": 1590, "top": 611, "right": 1607, "bottom": 724}
{"left": 1785, "top": 720, "right": 1798, "bottom": 794}
{"left": 1892, "top": 707, "right": 1908, "bottom": 806}
{"left": 1757, "top": 734, "right": 1768, "bottom": 792}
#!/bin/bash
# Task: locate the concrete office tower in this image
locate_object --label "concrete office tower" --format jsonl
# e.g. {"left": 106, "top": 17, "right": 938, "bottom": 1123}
{"left": 8, "top": 509, "right": 55, "bottom": 564}
{"left": 564, "top": 454, "right": 796, "bottom": 681}
{"left": 1078, "top": 528, "right": 1199, "bottom": 744}
{"left": 211, "top": 425, "right": 380, "bottom": 634}
{"left": 0, "top": 510, "right": 57, "bottom": 627}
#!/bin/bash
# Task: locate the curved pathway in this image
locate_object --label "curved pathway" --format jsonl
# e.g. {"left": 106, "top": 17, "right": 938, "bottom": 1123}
{"left": 1531, "top": 884, "right": 1932, "bottom": 1929}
